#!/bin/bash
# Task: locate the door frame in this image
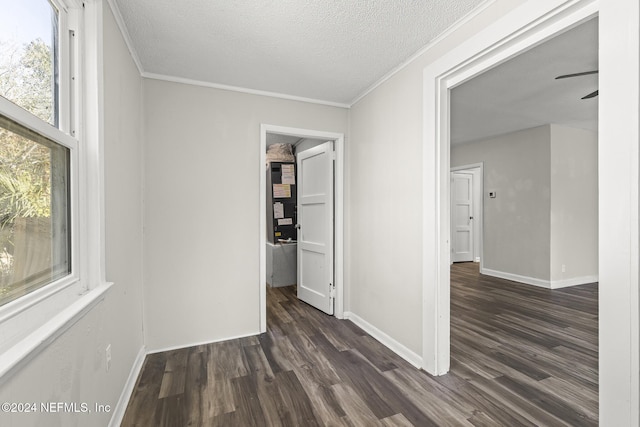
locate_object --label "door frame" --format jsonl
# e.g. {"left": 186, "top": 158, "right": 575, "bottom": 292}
{"left": 259, "top": 124, "right": 345, "bottom": 332}
{"left": 450, "top": 163, "right": 483, "bottom": 265}
{"left": 422, "top": 0, "right": 599, "bottom": 376}
{"left": 422, "top": 0, "right": 640, "bottom": 423}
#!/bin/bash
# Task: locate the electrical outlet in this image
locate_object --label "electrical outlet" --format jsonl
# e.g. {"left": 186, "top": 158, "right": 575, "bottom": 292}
{"left": 561, "top": 264, "right": 566, "bottom": 273}
{"left": 105, "top": 344, "right": 112, "bottom": 372}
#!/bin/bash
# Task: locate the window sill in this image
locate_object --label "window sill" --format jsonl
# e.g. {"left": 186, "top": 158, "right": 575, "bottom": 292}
{"left": 0, "top": 281, "right": 113, "bottom": 385}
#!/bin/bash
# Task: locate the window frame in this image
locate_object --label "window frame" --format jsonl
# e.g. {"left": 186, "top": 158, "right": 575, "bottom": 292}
{"left": 0, "top": 96, "right": 79, "bottom": 311}
{"left": 0, "top": 0, "right": 110, "bottom": 377}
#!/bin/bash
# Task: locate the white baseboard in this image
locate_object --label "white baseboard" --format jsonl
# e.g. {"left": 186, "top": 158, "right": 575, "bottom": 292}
{"left": 481, "top": 268, "right": 598, "bottom": 289}
{"left": 343, "top": 312, "right": 422, "bottom": 368}
{"left": 147, "top": 331, "right": 259, "bottom": 355}
{"left": 481, "top": 268, "right": 551, "bottom": 288}
{"left": 109, "top": 345, "right": 146, "bottom": 427}
{"left": 550, "top": 275, "right": 599, "bottom": 289}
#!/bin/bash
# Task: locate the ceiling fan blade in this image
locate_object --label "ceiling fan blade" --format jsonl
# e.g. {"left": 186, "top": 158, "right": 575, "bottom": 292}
{"left": 555, "top": 70, "right": 599, "bottom": 79}
{"left": 581, "top": 90, "right": 599, "bottom": 99}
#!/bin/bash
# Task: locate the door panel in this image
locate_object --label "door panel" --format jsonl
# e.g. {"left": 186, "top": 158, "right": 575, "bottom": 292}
{"left": 452, "top": 172, "right": 474, "bottom": 262}
{"left": 297, "top": 141, "right": 334, "bottom": 314}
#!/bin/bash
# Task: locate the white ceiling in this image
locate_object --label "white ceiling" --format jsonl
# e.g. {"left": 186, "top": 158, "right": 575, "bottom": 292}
{"left": 111, "top": 2, "right": 597, "bottom": 143}
{"left": 112, "top": 0, "right": 486, "bottom": 106}
{"left": 451, "top": 18, "right": 598, "bottom": 144}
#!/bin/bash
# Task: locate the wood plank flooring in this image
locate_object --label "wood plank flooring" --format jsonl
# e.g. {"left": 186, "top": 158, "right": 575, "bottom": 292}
{"left": 121, "top": 262, "right": 598, "bottom": 426}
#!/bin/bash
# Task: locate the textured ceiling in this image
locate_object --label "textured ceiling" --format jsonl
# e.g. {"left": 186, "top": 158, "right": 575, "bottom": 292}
{"left": 111, "top": 1, "right": 597, "bottom": 141}
{"left": 112, "top": 0, "right": 486, "bottom": 105}
{"left": 451, "top": 18, "right": 598, "bottom": 144}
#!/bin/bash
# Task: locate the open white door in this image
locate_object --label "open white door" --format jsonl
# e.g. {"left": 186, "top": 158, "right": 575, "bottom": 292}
{"left": 297, "top": 141, "right": 334, "bottom": 315}
{"left": 451, "top": 172, "right": 474, "bottom": 262}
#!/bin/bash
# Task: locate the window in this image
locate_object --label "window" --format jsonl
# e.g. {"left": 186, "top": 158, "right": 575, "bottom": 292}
{"left": 0, "top": 0, "right": 111, "bottom": 369}
{"left": 0, "top": 116, "right": 70, "bottom": 307}
{"left": 0, "top": 0, "right": 107, "bottom": 371}
{"left": 0, "top": 0, "right": 59, "bottom": 125}
{"left": 0, "top": 0, "right": 73, "bottom": 308}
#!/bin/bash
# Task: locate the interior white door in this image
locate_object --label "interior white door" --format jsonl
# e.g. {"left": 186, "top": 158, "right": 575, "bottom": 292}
{"left": 451, "top": 172, "right": 474, "bottom": 262}
{"left": 297, "top": 141, "right": 334, "bottom": 315}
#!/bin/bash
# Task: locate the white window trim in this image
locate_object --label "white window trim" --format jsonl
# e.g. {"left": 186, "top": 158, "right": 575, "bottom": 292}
{"left": 0, "top": 0, "right": 111, "bottom": 383}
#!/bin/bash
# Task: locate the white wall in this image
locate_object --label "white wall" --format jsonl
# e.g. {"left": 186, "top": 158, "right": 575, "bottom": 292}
{"left": 143, "top": 80, "right": 348, "bottom": 351}
{"left": 347, "top": 0, "right": 527, "bottom": 357}
{"left": 347, "top": 76, "right": 424, "bottom": 354}
{"left": 0, "top": 2, "right": 145, "bottom": 426}
{"left": 450, "top": 124, "right": 598, "bottom": 287}
{"left": 550, "top": 124, "right": 598, "bottom": 284}
{"left": 452, "top": 125, "right": 552, "bottom": 281}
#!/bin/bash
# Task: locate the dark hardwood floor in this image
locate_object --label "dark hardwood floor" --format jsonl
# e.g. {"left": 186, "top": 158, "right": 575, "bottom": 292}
{"left": 121, "top": 262, "right": 598, "bottom": 426}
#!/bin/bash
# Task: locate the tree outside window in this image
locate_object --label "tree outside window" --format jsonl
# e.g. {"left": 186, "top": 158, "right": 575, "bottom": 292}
{"left": 0, "top": 0, "right": 70, "bottom": 306}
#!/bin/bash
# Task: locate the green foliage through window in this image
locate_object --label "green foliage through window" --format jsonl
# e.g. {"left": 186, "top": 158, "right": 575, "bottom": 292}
{"left": 0, "top": 1, "right": 69, "bottom": 305}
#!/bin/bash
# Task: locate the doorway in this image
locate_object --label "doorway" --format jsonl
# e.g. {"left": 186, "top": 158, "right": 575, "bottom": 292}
{"left": 422, "top": 1, "right": 602, "bottom": 376}
{"left": 259, "top": 125, "right": 345, "bottom": 332}
{"left": 423, "top": 0, "right": 640, "bottom": 423}
{"left": 446, "top": 18, "right": 599, "bottom": 424}
{"left": 450, "top": 164, "right": 482, "bottom": 264}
